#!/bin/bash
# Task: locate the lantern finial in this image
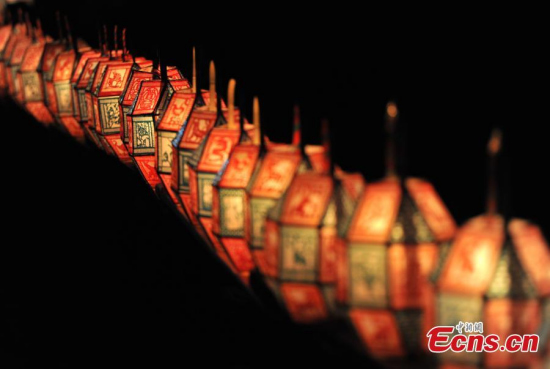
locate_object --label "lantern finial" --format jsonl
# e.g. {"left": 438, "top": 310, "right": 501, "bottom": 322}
{"left": 322, "top": 119, "right": 334, "bottom": 176}
{"left": 113, "top": 25, "right": 118, "bottom": 58}
{"left": 253, "top": 97, "right": 261, "bottom": 145}
{"left": 36, "top": 18, "right": 43, "bottom": 39}
{"left": 486, "top": 128, "right": 502, "bottom": 217}
{"left": 103, "top": 24, "right": 109, "bottom": 57}
{"left": 292, "top": 105, "right": 301, "bottom": 146}
{"left": 191, "top": 47, "right": 197, "bottom": 93}
{"left": 227, "top": 79, "right": 237, "bottom": 129}
{"left": 208, "top": 60, "right": 216, "bottom": 111}
{"left": 122, "top": 28, "right": 127, "bottom": 61}
{"left": 385, "top": 100, "right": 399, "bottom": 178}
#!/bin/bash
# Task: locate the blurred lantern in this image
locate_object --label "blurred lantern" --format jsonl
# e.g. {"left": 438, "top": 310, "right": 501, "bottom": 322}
{"left": 432, "top": 129, "right": 550, "bottom": 368}
{"left": 211, "top": 97, "right": 263, "bottom": 281}
{"left": 187, "top": 78, "right": 242, "bottom": 235}
{"left": 18, "top": 18, "right": 54, "bottom": 124}
{"left": 127, "top": 78, "right": 163, "bottom": 187}
{"left": 262, "top": 121, "right": 366, "bottom": 323}
{"left": 244, "top": 106, "right": 327, "bottom": 271}
{"left": 335, "top": 102, "right": 456, "bottom": 359}
{"left": 41, "top": 12, "right": 67, "bottom": 118}
{"left": 0, "top": 23, "right": 12, "bottom": 92}
{"left": 6, "top": 16, "right": 29, "bottom": 100}
{"left": 170, "top": 60, "right": 219, "bottom": 221}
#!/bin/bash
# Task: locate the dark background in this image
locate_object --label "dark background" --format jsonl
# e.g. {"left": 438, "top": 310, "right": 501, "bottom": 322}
{"left": 2, "top": 1, "right": 548, "bottom": 368}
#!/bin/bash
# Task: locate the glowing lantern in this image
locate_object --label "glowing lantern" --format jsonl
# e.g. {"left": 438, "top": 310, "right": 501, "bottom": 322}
{"left": 262, "top": 122, "right": 366, "bottom": 323}
{"left": 118, "top": 59, "right": 153, "bottom": 145}
{"left": 433, "top": 130, "right": 550, "bottom": 368}
{"left": 210, "top": 97, "right": 263, "bottom": 280}
{"left": 335, "top": 102, "right": 456, "bottom": 359}
{"left": 6, "top": 24, "right": 30, "bottom": 100}
{"left": 156, "top": 49, "right": 201, "bottom": 193}
{"left": 41, "top": 35, "right": 66, "bottom": 116}
{"left": 70, "top": 47, "right": 101, "bottom": 122}
{"left": 127, "top": 78, "right": 163, "bottom": 187}
{"left": 244, "top": 107, "right": 324, "bottom": 270}
{"left": 187, "top": 79, "right": 241, "bottom": 225}
{"left": 0, "top": 24, "right": 12, "bottom": 92}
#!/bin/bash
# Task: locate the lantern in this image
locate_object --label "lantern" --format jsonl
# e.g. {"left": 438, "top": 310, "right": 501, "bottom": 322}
{"left": 187, "top": 79, "right": 242, "bottom": 231}
{"left": 41, "top": 40, "right": 66, "bottom": 117}
{"left": 118, "top": 59, "right": 153, "bottom": 146}
{"left": 70, "top": 48, "right": 101, "bottom": 122}
{"left": 261, "top": 121, "right": 366, "bottom": 322}
{"left": 126, "top": 79, "right": 163, "bottom": 187}
{"left": 156, "top": 49, "right": 205, "bottom": 200}
{"left": 6, "top": 26, "right": 30, "bottom": 100}
{"left": 0, "top": 24, "right": 12, "bottom": 92}
{"left": 244, "top": 107, "right": 326, "bottom": 271}
{"left": 432, "top": 130, "right": 550, "bottom": 368}
{"left": 335, "top": 102, "right": 457, "bottom": 359}
{"left": 170, "top": 60, "right": 219, "bottom": 221}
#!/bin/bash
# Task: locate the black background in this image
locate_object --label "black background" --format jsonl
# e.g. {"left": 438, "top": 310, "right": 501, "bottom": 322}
{"left": 2, "top": 1, "right": 549, "bottom": 368}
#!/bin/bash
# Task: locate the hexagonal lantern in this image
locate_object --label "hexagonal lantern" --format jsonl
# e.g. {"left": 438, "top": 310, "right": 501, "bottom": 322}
{"left": 187, "top": 79, "right": 242, "bottom": 233}
{"left": 127, "top": 79, "right": 164, "bottom": 188}
{"left": 6, "top": 25, "right": 30, "bottom": 100}
{"left": 262, "top": 156, "right": 366, "bottom": 323}
{"left": 70, "top": 48, "right": 101, "bottom": 122}
{"left": 170, "top": 61, "right": 220, "bottom": 198}
{"left": 0, "top": 24, "right": 13, "bottom": 92}
{"left": 41, "top": 40, "right": 69, "bottom": 116}
{"left": 118, "top": 58, "right": 153, "bottom": 145}
{"left": 1, "top": 21, "right": 24, "bottom": 95}
{"left": 244, "top": 108, "right": 327, "bottom": 272}
{"left": 210, "top": 97, "right": 263, "bottom": 281}
{"left": 335, "top": 103, "right": 457, "bottom": 359}
{"left": 432, "top": 130, "right": 550, "bottom": 368}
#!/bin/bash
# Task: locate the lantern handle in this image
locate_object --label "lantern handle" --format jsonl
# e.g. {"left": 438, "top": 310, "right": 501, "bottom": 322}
{"left": 207, "top": 60, "right": 216, "bottom": 111}
{"left": 292, "top": 105, "right": 301, "bottom": 147}
{"left": 322, "top": 119, "right": 334, "bottom": 176}
{"left": 227, "top": 79, "right": 237, "bottom": 129}
{"left": 122, "top": 28, "right": 127, "bottom": 62}
{"left": 103, "top": 24, "right": 109, "bottom": 58}
{"left": 486, "top": 128, "right": 502, "bottom": 217}
{"left": 191, "top": 47, "right": 197, "bottom": 93}
{"left": 113, "top": 25, "right": 118, "bottom": 59}
{"left": 385, "top": 101, "right": 399, "bottom": 179}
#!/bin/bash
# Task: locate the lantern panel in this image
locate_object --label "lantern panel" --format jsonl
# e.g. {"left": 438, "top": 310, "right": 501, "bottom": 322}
{"left": 347, "top": 180, "right": 402, "bottom": 244}
{"left": 21, "top": 72, "right": 43, "bottom": 102}
{"left": 249, "top": 151, "right": 302, "bottom": 199}
{"left": 20, "top": 43, "right": 44, "bottom": 73}
{"left": 54, "top": 82, "right": 73, "bottom": 115}
{"left": 157, "top": 131, "right": 177, "bottom": 173}
{"left": 134, "top": 156, "right": 162, "bottom": 188}
{"left": 219, "top": 237, "right": 255, "bottom": 273}
{"left": 406, "top": 178, "right": 457, "bottom": 241}
{"left": 348, "top": 243, "right": 388, "bottom": 308}
{"left": 437, "top": 216, "right": 504, "bottom": 295}
{"left": 52, "top": 51, "right": 76, "bottom": 82}
{"left": 129, "top": 116, "right": 156, "bottom": 155}
{"left": 509, "top": 219, "right": 550, "bottom": 296}
{"left": 279, "top": 226, "right": 319, "bottom": 282}
{"left": 280, "top": 283, "right": 328, "bottom": 323}
{"left": 349, "top": 309, "right": 405, "bottom": 358}
{"left": 217, "top": 145, "right": 260, "bottom": 189}
{"left": 263, "top": 219, "right": 280, "bottom": 277}
{"left": 98, "top": 63, "right": 132, "bottom": 97}
{"left": 97, "top": 97, "right": 122, "bottom": 135}
{"left": 104, "top": 136, "right": 132, "bottom": 166}
{"left": 319, "top": 226, "right": 337, "bottom": 284}
{"left": 484, "top": 299, "right": 540, "bottom": 368}
{"left": 195, "top": 129, "right": 241, "bottom": 173}
{"left": 437, "top": 293, "right": 483, "bottom": 365}
{"left": 249, "top": 197, "right": 277, "bottom": 249}
{"left": 217, "top": 188, "right": 247, "bottom": 237}
{"left": 280, "top": 173, "right": 334, "bottom": 227}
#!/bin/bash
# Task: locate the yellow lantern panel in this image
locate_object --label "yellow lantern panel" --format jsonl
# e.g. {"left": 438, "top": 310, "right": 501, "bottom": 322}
{"left": 52, "top": 50, "right": 76, "bottom": 116}
{"left": 19, "top": 42, "right": 45, "bottom": 102}
{"left": 119, "top": 69, "right": 154, "bottom": 142}
{"left": 217, "top": 145, "right": 260, "bottom": 189}
{"left": 249, "top": 150, "right": 302, "bottom": 199}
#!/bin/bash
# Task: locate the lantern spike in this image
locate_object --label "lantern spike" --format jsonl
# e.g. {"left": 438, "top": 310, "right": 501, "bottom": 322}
{"left": 64, "top": 15, "right": 73, "bottom": 50}
{"left": 227, "top": 79, "right": 237, "bottom": 129}
{"left": 36, "top": 18, "right": 43, "bottom": 39}
{"left": 253, "top": 97, "right": 261, "bottom": 146}
{"left": 56, "top": 11, "right": 63, "bottom": 41}
{"left": 292, "top": 105, "right": 301, "bottom": 147}
{"left": 385, "top": 101, "right": 399, "bottom": 178}
{"left": 122, "top": 28, "right": 127, "bottom": 62}
{"left": 113, "top": 25, "right": 118, "bottom": 58}
{"left": 486, "top": 128, "right": 502, "bottom": 217}
{"left": 322, "top": 119, "right": 334, "bottom": 176}
{"left": 191, "top": 47, "right": 197, "bottom": 93}
{"left": 103, "top": 24, "right": 109, "bottom": 58}
{"left": 207, "top": 60, "right": 216, "bottom": 111}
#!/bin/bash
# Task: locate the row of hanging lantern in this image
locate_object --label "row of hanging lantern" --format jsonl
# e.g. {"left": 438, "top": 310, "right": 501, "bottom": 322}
{"left": 2, "top": 9, "right": 550, "bottom": 368}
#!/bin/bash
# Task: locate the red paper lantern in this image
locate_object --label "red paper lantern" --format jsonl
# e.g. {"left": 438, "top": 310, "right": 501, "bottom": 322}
{"left": 0, "top": 24, "right": 13, "bottom": 92}
{"left": 335, "top": 103, "right": 457, "bottom": 359}
{"left": 433, "top": 130, "right": 550, "bottom": 368}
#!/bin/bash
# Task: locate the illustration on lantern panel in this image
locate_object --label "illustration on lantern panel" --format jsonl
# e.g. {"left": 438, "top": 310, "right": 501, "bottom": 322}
{"left": 22, "top": 74, "right": 41, "bottom": 101}
{"left": 55, "top": 84, "right": 72, "bottom": 113}
{"left": 159, "top": 134, "right": 175, "bottom": 172}
{"left": 184, "top": 118, "right": 211, "bottom": 145}
{"left": 133, "top": 118, "right": 155, "bottom": 151}
{"left": 202, "top": 135, "right": 234, "bottom": 169}
{"left": 281, "top": 227, "right": 318, "bottom": 282}
{"left": 136, "top": 86, "right": 159, "bottom": 111}
{"left": 100, "top": 99, "right": 121, "bottom": 130}
{"left": 103, "top": 68, "right": 128, "bottom": 92}
{"left": 220, "top": 190, "right": 245, "bottom": 234}
{"left": 198, "top": 174, "right": 217, "bottom": 214}
{"left": 250, "top": 198, "right": 276, "bottom": 247}
{"left": 349, "top": 244, "right": 387, "bottom": 308}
